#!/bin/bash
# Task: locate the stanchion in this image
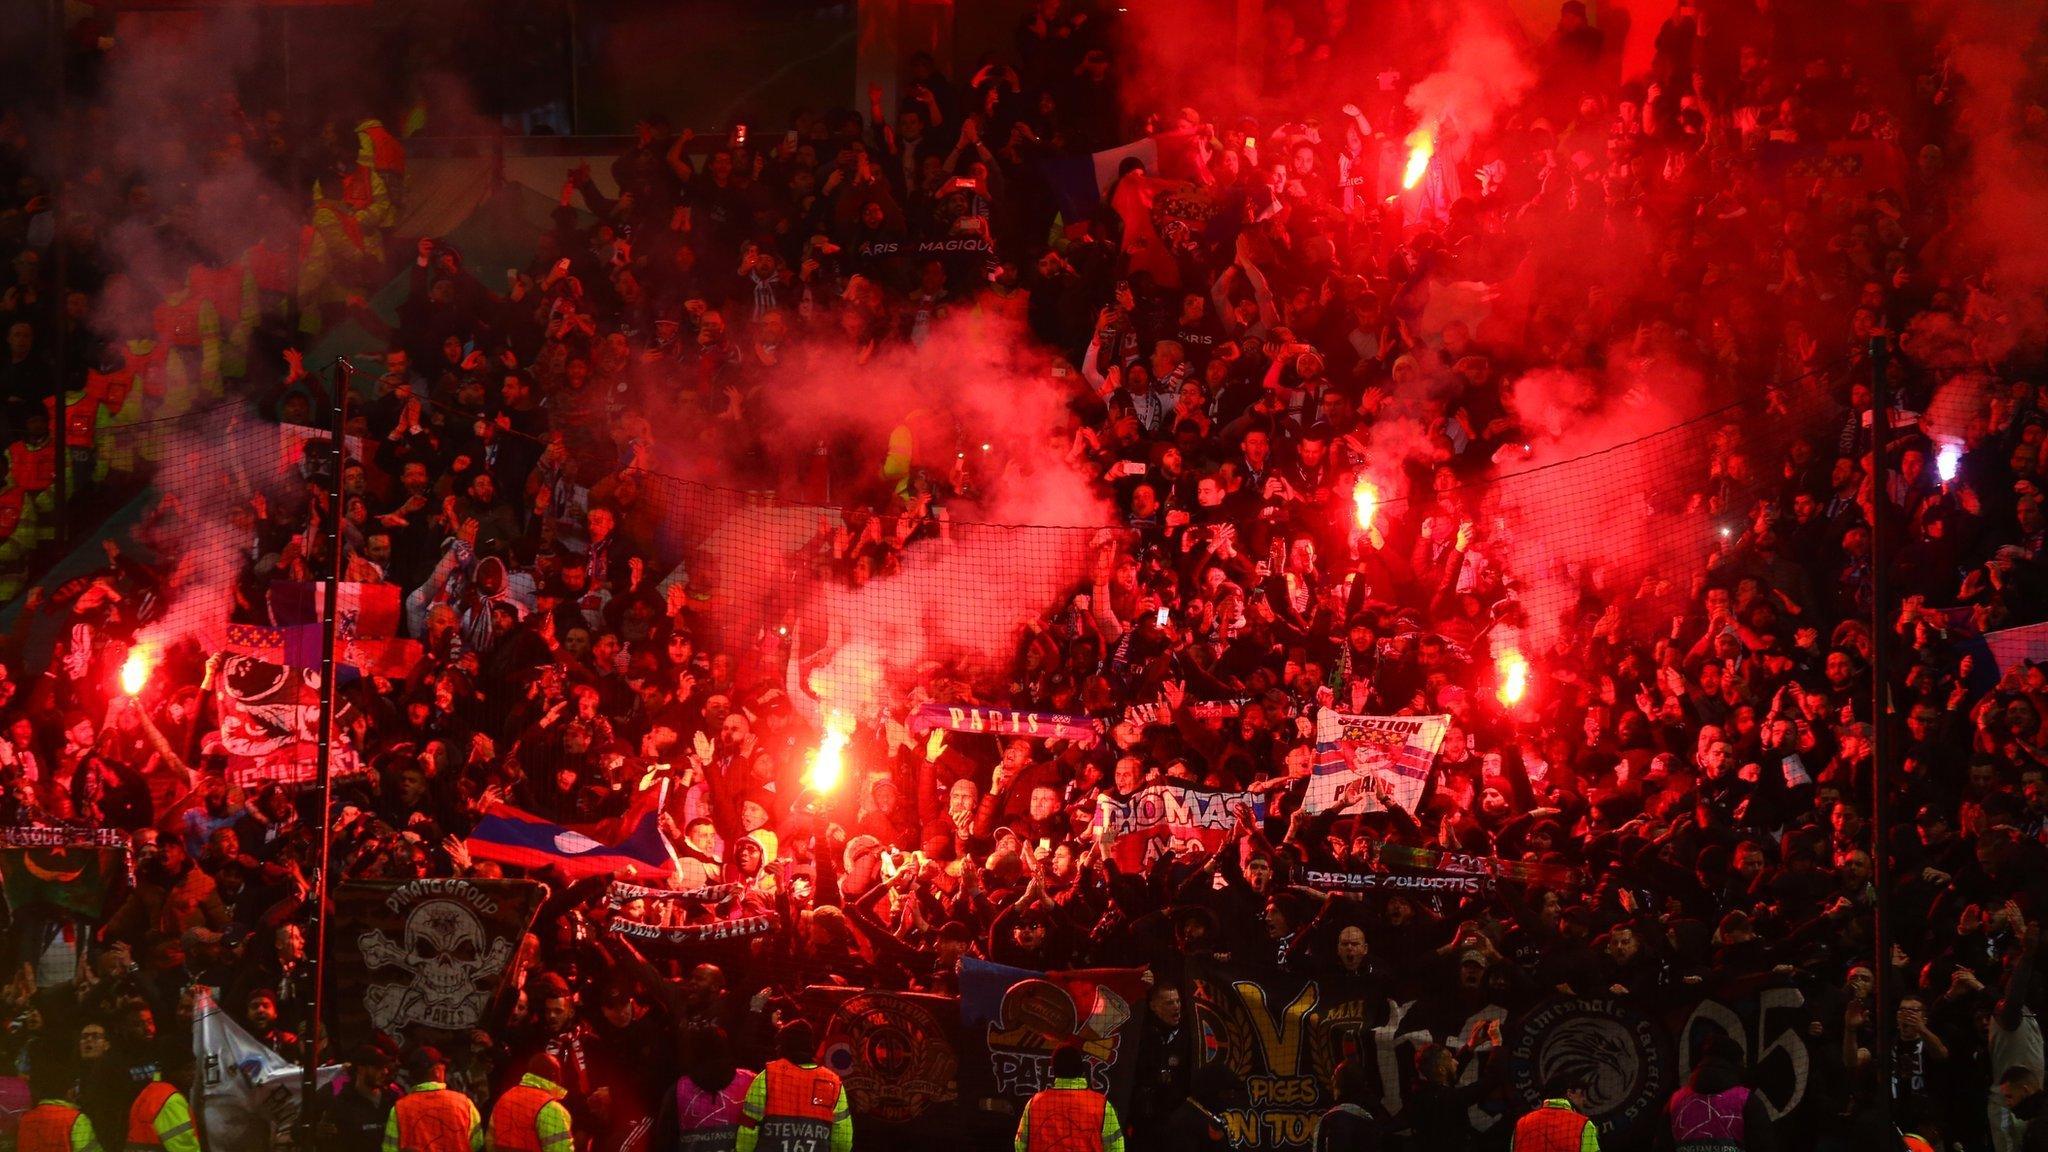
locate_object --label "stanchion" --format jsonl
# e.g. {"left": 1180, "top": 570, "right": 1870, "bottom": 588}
{"left": 299, "top": 358, "right": 352, "bottom": 1132}
{"left": 1868, "top": 334, "right": 1894, "bottom": 1134}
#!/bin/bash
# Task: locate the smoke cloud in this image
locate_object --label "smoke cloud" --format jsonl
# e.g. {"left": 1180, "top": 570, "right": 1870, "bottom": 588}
{"left": 74, "top": 9, "right": 302, "bottom": 341}
{"left": 643, "top": 310, "right": 1112, "bottom": 720}
{"left": 1486, "top": 354, "right": 1714, "bottom": 648}
{"left": 1909, "top": 0, "right": 2048, "bottom": 357}
{"left": 1404, "top": 11, "right": 1536, "bottom": 150}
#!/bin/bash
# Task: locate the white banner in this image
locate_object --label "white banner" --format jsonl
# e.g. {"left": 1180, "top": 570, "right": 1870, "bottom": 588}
{"left": 1306, "top": 710, "right": 1451, "bottom": 815}
{"left": 193, "top": 987, "right": 339, "bottom": 1150}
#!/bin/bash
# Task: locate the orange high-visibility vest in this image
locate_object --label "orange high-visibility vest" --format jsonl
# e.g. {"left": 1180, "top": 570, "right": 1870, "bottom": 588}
{"left": 394, "top": 1087, "right": 477, "bottom": 1152}
{"left": 6, "top": 441, "right": 54, "bottom": 493}
{"left": 1021, "top": 1086, "right": 1109, "bottom": 1152}
{"left": 487, "top": 1082, "right": 559, "bottom": 1152}
{"left": 125, "top": 1080, "right": 180, "bottom": 1148}
{"left": 753, "top": 1060, "right": 840, "bottom": 1152}
{"left": 20, "top": 1102, "right": 83, "bottom": 1152}
{"left": 1513, "top": 1102, "right": 1593, "bottom": 1152}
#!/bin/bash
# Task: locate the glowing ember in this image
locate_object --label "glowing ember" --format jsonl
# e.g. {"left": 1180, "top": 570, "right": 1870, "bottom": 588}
{"left": 807, "top": 712, "right": 854, "bottom": 794}
{"left": 1496, "top": 650, "right": 1528, "bottom": 706}
{"left": 1352, "top": 478, "right": 1379, "bottom": 531}
{"left": 1401, "top": 130, "right": 1434, "bottom": 190}
{"left": 120, "top": 650, "right": 151, "bottom": 697}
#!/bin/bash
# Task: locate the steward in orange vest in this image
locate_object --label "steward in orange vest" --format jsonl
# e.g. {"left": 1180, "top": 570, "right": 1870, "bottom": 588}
{"left": 736, "top": 1022, "right": 851, "bottom": 1152}
{"left": 125, "top": 1075, "right": 200, "bottom": 1152}
{"left": 1014, "top": 1046, "right": 1124, "bottom": 1152}
{"left": 1511, "top": 1074, "right": 1600, "bottom": 1152}
{"left": 20, "top": 1048, "right": 104, "bottom": 1152}
{"left": 487, "top": 1053, "right": 573, "bottom": 1152}
{"left": 384, "top": 1047, "right": 482, "bottom": 1152}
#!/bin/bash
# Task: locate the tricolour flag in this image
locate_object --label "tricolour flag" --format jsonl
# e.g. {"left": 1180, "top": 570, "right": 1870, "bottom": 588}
{"left": 267, "top": 581, "right": 402, "bottom": 638}
{"left": 229, "top": 620, "right": 421, "bottom": 679}
{"left": 466, "top": 785, "right": 672, "bottom": 880}
{"left": 1307, "top": 709, "right": 1450, "bottom": 816}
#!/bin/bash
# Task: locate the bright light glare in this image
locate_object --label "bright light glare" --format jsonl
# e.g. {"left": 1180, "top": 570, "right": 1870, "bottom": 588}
{"left": 807, "top": 712, "right": 854, "bottom": 794}
{"left": 120, "top": 650, "right": 150, "bottom": 697}
{"left": 1353, "top": 478, "right": 1379, "bottom": 531}
{"left": 1496, "top": 650, "right": 1529, "bottom": 706}
{"left": 1401, "top": 130, "right": 1434, "bottom": 190}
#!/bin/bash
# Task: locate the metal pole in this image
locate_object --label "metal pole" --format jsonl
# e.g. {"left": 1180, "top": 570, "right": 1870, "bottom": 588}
{"left": 1868, "top": 333, "right": 1893, "bottom": 1129}
{"left": 48, "top": 0, "right": 67, "bottom": 546}
{"left": 300, "top": 360, "right": 349, "bottom": 1123}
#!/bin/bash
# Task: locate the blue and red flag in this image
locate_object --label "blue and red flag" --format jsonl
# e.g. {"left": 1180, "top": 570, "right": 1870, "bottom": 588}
{"left": 466, "top": 785, "right": 673, "bottom": 880}
{"left": 958, "top": 957, "right": 1148, "bottom": 1105}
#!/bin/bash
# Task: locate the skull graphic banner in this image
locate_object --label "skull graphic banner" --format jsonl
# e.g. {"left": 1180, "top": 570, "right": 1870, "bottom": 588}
{"left": 211, "top": 650, "right": 367, "bottom": 789}
{"left": 330, "top": 878, "right": 546, "bottom": 1044}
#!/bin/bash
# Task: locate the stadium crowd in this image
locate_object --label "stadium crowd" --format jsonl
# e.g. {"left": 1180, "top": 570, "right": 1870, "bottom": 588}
{"left": 1, "top": 0, "right": 2047, "bottom": 1151}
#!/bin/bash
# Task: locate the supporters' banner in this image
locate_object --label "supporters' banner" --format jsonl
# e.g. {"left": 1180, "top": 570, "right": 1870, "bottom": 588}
{"left": 604, "top": 879, "right": 744, "bottom": 908}
{"left": 1308, "top": 710, "right": 1449, "bottom": 815}
{"left": 1184, "top": 962, "right": 1386, "bottom": 1150}
{"left": 1124, "top": 697, "right": 1245, "bottom": 726}
{"left": 1300, "top": 868, "right": 1492, "bottom": 911}
{"left": 607, "top": 913, "right": 775, "bottom": 944}
{"left": 267, "top": 581, "right": 402, "bottom": 639}
{"left": 213, "top": 653, "right": 362, "bottom": 789}
{"left": 906, "top": 703, "right": 1103, "bottom": 748}
{"left": 854, "top": 237, "right": 995, "bottom": 259}
{"left": 0, "top": 846, "right": 121, "bottom": 918}
{"left": 957, "top": 958, "right": 1148, "bottom": 1113}
{"left": 1087, "top": 786, "right": 1263, "bottom": 870}
{"left": 229, "top": 621, "right": 423, "bottom": 679}
{"left": 466, "top": 784, "right": 673, "bottom": 879}
{"left": 1500, "top": 989, "right": 1815, "bottom": 1146}
{"left": 329, "top": 879, "right": 545, "bottom": 1044}
{"left": 0, "top": 826, "right": 129, "bottom": 849}
{"left": 193, "top": 986, "right": 340, "bottom": 1151}
{"left": 803, "top": 987, "right": 961, "bottom": 1129}
{"left": 602, "top": 878, "right": 771, "bottom": 942}
{"left": 1184, "top": 963, "right": 1816, "bottom": 1152}
{"left": 1371, "top": 843, "right": 1578, "bottom": 888}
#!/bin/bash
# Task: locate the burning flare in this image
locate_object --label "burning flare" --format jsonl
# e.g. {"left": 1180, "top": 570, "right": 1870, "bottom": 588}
{"left": 1495, "top": 650, "right": 1529, "bottom": 707}
{"left": 1352, "top": 477, "right": 1379, "bottom": 531}
{"left": 1936, "top": 441, "right": 1961, "bottom": 484}
{"left": 1401, "top": 129, "right": 1434, "bottom": 191}
{"left": 120, "top": 649, "right": 151, "bottom": 697}
{"left": 807, "top": 712, "right": 854, "bottom": 794}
